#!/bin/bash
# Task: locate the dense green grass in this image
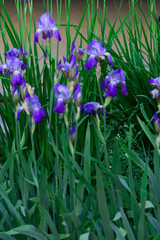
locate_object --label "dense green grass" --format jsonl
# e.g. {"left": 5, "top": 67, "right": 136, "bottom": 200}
{"left": 0, "top": 0, "right": 160, "bottom": 239}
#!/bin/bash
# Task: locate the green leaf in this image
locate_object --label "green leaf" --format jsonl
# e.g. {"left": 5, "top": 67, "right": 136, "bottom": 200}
{"left": 113, "top": 211, "right": 122, "bottom": 221}
{"left": 120, "top": 207, "right": 136, "bottom": 240}
{"left": 96, "top": 167, "right": 114, "bottom": 239}
{"left": 6, "top": 225, "right": 48, "bottom": 240}
{"left": 80, "top": 232, "right": 98, "bottom": 240}
{"left": 137, "top": 117, "right": 155, "bottom": 146}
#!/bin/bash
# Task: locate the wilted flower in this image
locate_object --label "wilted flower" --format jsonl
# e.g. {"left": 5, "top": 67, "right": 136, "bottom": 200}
{"left": 53, "top": 83, "right": 70, "bottom": 113}
{"left": 34, "top": 12, "right": 61, "bottom": 43}
{"left": 84, "top": 39, "right": 113, "bottom": 70}
{"left": 57, "top": 54, "right": 78, "bottom": 81}
{"left": 102, "top": 69, "right": 127, "bottom": 97}
{"left": 73, "top": 83, "right": 82, "bottom": 106}
{"left": 71, "top": 41, "right": 85, "bottom": 62}
{"left": 81, "top": 102, "right": 107, "bottom": 116}
{"left": 0, "top": 56, "right": 24, "bottom": 86}
{"left": 17, "top": 93, "right": 46, "bottom": 123}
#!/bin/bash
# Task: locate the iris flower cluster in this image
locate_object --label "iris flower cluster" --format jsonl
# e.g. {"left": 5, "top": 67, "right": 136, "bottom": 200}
{"left": 0, "top": 10, "right": 128, "bottom": 137}
{"left": 0, "top": 45, "right": 46, "bottom": 125}
{"left": 0, "top": 45, "right": 28, "bottom": 104}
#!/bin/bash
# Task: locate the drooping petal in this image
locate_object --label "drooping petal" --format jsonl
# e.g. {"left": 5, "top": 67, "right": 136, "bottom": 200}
{"left": 53, "top": 98, "right": 65, "bottom": 113}
{"left": 12, "top": 70, "right": 23, "bottom": 86}
{"left": 84, "top": 55, "right": 97, "bottom": 70}
{"left": 106, "top": 82, "right": 117, "bottom": 97}
{"left": 34, "top": 29, "right": 43, "bottom": 43}
{"left": 101, "top": 76, "right": 109, "bottom": 90}
{"left": 121, "top": 82, "right": 127, "bottom": 96}
{"left": 32, "top": 107, "right": 45, "bottom": 123}
{"left": 105, "top": 52, "right": 113, "bottom": 68}
{"left": 52, "top": 28, "right": 61, "bottom": 41}
{"left": 17, "top": 106, "right": 24, "bottom": 121}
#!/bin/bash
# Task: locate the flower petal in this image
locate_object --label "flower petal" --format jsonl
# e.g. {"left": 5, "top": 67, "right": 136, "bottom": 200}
{"left": 101, "top": 76, "right": 109, "bottom": 90}
{"left": 121, "top": 82, "right": 127, "bottom": 96}
{"left": 17, "top": 106, "right": 24, "bottom": 121}
{"left": 12, "top": 70, "right": 23, "bottom": 86}
{"left": 53, "top": 98, "right": 65, "bottom": 113}
{"left": 84, "top": 55, "right": 97, "bottom": 69}
{"left": 34, "top": 29, "right": 43, "bottom": 43}
{"left": 106, "top": 82, "right": 117, "bottom": 97}
{"left": 105, "top": 52, "right": 113, "bottom": 68}
{"left": 52, "top": 27, "right": 61, "bottom": 41}
{"left": 33, "top": 107, "right": 44, "bottom": 123}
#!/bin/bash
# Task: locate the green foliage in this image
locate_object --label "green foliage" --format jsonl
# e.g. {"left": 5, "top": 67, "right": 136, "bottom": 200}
{"left": 0, "top": 0, "right": 160, "bottom": 239}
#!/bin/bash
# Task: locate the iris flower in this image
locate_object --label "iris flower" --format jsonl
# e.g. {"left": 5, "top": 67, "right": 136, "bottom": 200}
{"left": 148, "top": 77, "right": 160, "bottom": 99}
{"left": 57, "top": 54, "right": 78, "bottom": 81}
{"left": 81, "top": 102, "right": 107, "bottom": 116}
{"left": 17, "top": 93, "right": 46, "bottom": 123}
{"left": 53, "top": 83, "right": 70, "bottom": 113}
{"left": 102, "top": 69, "right": 127, "bottom": 97}
{"left": 84, "top": 39, "right": 113, "bottom": 70}
{"left": 34, "top": 12, "right": 61, "bottom": 43}
{"left": 4, "top": 45, "right": 28, "bottom": 59}
{"left": 71, "top": 41, "right": 85, "bottom": 62}
{"left": 0, "top": 56, "right": 24, "bottom": 86}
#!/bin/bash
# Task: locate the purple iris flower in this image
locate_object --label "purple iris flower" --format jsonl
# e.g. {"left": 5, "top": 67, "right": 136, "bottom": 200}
{"left": 81, "top": 102, "right": 107, "bottom": 116}
{"left": 102, "top": 69, "right": 127, "bottom": 97}
{"left": 4, "top": 45, "right": 28, "bottom": 59}
{"left": 158, "top": 16, "right": 160, "bottom": 23}
{"left": 17, "top": 93, "right": 46, "bottom": 123}
{"left": 148, "top": 77, "right": 160, "bottom": 89}
{"left": 53, "top": 83, "right": 70, "bottom": 113}
{"left": 148, "top": 77, "right": 160, "bottom": 99}
{"left": 84, "top": 39, "right": 113, "bottom": 70}
{"left": 73, "top": 83, "right": 82, "bottom": 106}
{"left": 57, "top": 54, "right": 78, "bottom": 81}
{"left": 34, "top": 12, "right": 61, "bottom": 43}
{"left": 0, "top": 56, "right": 24, "bottom": 86}
{"left": 71, "top": 41, "right": 85, "bottom": 62}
